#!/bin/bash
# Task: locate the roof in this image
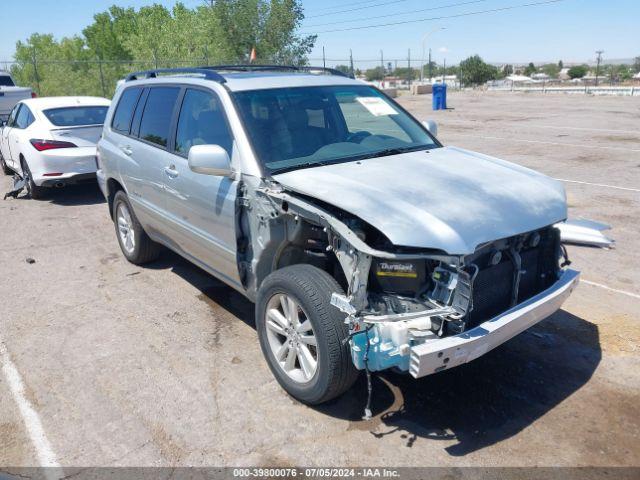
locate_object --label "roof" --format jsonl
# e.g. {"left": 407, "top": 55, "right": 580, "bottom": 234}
{"left": 21, "top": 96, "right": 111, "bottom": 109}
{"left": 123, "top": 67, "right": 362, "bottom": 92}
{"left": 222, "top": 72, "right": 362, "bottom": 91}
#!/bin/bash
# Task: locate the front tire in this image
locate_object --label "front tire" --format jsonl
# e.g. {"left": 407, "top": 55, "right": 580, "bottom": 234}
{"left": 112, "top": 190, "right": 161, "bottom": 264}
{"left": 256, "top": 265, "right": 358, "bottom": 404}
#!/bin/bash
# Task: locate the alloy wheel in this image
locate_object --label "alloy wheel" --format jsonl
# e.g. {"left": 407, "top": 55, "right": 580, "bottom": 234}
{"left": 116, "top": 202, "right": 136, "bottom": 254}
{"left": 265, "top": 293, "right": 318, "bottom": 383}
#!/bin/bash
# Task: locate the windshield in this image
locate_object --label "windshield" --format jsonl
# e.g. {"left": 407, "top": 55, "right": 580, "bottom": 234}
{"left": 43, "top": 106, "right": 108, "bottom": 127}
{"left": 234, "top": 85, "right": 440, "bottom": 174}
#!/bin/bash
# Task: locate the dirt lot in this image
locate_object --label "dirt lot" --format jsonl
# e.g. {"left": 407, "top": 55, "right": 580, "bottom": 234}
{"left": 1, "top": 92, "right": 639, "bottom": 469}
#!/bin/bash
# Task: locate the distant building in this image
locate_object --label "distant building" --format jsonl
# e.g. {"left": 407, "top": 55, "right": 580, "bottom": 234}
{"left": 531, "top": 73, "right": 550, "bottom": 80}
{"left": 506, "top": 74, "right": 535, "bottom": 83}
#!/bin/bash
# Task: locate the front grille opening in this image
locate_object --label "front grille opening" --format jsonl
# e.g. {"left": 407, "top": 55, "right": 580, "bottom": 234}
{"left": 464, "top": 227, "right": 560, "bottom": 330}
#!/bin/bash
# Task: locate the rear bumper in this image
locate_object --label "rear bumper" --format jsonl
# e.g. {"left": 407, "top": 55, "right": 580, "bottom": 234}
{"left": 409, "top": 268, "right": 580, "bottom": 378}
{"left": 30, "top": 146, "right": 97, "bottom": 185}
{"left": 40, "top": 172, "right": 96, "bottom": 187}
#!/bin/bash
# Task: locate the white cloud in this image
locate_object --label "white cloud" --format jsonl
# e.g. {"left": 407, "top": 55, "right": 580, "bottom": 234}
{"left": 438, "top": 47, "right": 449, "bottom": 53}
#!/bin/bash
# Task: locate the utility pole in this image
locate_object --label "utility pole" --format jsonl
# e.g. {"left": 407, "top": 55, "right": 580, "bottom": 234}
{"left": 31, "top": 46, "right": 40, "bottom": 95}
{"left": 442, "top": 58, "right": 446, "bottom": 84}
{"left": 380, "top": 50, "right": 384, "bottom": 72}
{"left": 428, "top": 48, "right": 432, "bottom": 82}
{"left": 349, "top": 49, "right": 354, "bottom": 78}
{"left": 595, "top": 50, "right": 604, "bottom": 86}
{"left": 322, "top": 46, "right": 326, "bottom": 69}
{"left": 407, "top": 48, "right": 411, "bottom": 88}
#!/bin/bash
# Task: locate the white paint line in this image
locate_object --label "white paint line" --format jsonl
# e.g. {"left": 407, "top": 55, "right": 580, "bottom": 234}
{"left": 445, "top": 119, "right": 639, "bottom": 135}
{"left": 556, "top": 178, "right": 640, "bottom": 193}
{"left": 451, "top": 133, "right": 640, "bottom": 153}
{"left": 582, "top": 280, "right": 640, "bottom": 300}
{"left": 528, "top": 124, "right": 640, "bottom": 135}
{"left": 0, "top": 337, "right": 61, "bottom": 471}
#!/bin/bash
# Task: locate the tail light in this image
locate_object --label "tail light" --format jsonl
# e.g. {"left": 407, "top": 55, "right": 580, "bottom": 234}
{"left": 31, "top": 92, "right": 37, "bottom": 98}
{"left": 30, "top": 139, "right": 77, "bottom": 151}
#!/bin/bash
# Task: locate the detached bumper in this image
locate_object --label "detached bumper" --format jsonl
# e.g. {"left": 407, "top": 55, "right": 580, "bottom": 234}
{"left": 409, "top": 269, "right": 580, "bottom": 378}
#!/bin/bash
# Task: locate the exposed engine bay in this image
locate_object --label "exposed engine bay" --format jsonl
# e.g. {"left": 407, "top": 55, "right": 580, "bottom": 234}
{"left": 236, "top": 177, "right": 569, "bottom": 376}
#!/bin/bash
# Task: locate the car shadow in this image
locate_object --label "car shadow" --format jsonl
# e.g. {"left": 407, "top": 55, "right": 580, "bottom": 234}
{"left": 145, "top": 251, "right": 601, "bottom": 456}
{"left": 45, "top": 183, "right": 106, "bottom": 206}
{"left": 315, "top": 309, "right": 601, "bottom": 455}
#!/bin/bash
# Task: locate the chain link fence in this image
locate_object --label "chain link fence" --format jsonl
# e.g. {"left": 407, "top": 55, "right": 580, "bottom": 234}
{"left": 1, "top": 54, "right": 463, "bottom": 98}
{"left": 3, "top": 56, "right": 636, "bottom": 98}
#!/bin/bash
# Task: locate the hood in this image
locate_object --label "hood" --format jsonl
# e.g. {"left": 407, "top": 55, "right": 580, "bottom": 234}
{"left": 273, "top": 146, "right": 567, "bottom": 255}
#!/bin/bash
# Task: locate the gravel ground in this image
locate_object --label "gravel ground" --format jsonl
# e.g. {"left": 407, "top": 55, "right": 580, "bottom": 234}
{"left": 0, "top": 91, "right": 638, "bottom": 469}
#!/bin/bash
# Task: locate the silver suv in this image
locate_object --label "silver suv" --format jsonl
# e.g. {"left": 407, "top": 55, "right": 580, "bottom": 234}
{"left": 97, "top": 66, "right": 579, "bottom": 406}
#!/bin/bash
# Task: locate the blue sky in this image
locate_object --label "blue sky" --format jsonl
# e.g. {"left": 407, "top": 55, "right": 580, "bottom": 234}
{"left": 1, "top": 0, "right": 638, "bottom": 68}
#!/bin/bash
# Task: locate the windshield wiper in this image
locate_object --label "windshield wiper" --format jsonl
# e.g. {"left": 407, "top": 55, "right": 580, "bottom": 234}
{"left": 269, "top": 160, "right": 329, "bottom": 175}
{"left": 355, "top": 145, "right": 428, "bottom": 160}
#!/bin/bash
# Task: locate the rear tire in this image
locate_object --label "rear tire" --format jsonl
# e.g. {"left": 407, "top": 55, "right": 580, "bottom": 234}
{"left": 21, "top": 158, "right": 45, "bottom": 199}
{"left": 112, "top": 190, "right": 161, "bottom": 264}
{"left": 256, "top": 264, "right": 359, "bottom": 404}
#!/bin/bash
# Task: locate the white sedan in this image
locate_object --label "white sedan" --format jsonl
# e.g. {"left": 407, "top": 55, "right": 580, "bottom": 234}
{"left": 0, "top": 96, "right": 110, "bottom": 198}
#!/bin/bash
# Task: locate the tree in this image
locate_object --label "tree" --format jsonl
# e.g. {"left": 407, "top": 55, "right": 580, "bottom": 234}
{"left": 541, "top": 63, "right": 560, "bottom": 78}
{"left": 365, "top": 66, "right": 384, "bottom": 81}
{"left": 459, "top": 55, "right": 498, "bottom": 86}
{"left": 394, "top": 67, "right": 418, "bottom": 80}
{"left": 568, "top": 65, "right": 588, "bottom": 79}
{"left": 558, "top": 59, "right": 563, "bottom": 69}
{"left": 9, "top": 0, "right": 316, "bottom": 96}
{"left": 502, "top": 64, "right": 514, "bottom": 76}
{"left": 524, "top": 62, "right": 537, "bottom": 76}
{"left": 633, "top": 56, "right": 640, "bottom": 74}
{"left": 210, "top": 0, "right": 315, "bottom": 64}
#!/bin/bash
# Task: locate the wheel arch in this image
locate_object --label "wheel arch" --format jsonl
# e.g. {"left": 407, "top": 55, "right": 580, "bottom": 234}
{"left": 106, "top": 177, "right": 125, "bottom": 219}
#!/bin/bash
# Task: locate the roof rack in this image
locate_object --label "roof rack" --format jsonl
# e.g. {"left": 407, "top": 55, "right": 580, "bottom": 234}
{"left": 124, "top": 65, "right": 354, "bottom": 83}
{"left": 125, "top": 68, "right": 227, "bottom": 83}
{"left": 203, "top": 64, "right": 353, "bottom": 78}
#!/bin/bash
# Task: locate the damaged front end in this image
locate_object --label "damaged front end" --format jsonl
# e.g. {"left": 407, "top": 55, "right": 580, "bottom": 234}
{"left": 249, "top": 181, "right": 579, "bottom": 380}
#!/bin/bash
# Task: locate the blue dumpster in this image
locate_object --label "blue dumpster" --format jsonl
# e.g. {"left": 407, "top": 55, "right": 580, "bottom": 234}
{"left": 432, "top": 83, "right": 447, "bottom": 110}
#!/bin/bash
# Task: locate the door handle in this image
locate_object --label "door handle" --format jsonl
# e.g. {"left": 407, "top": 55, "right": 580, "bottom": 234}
{"left": 164, "top": 165, "right": 179, "bottom": 178}
{"left": 120, "top": 145, "right": 132, "bottom": 156}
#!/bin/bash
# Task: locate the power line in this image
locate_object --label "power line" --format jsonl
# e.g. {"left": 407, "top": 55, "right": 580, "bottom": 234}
{"left": 302, "top": 0, "right": 567, "bottom": 34}
{"left": 306, "top": 0, "right": 391, "bottom": 14}
{"left": 306, "top": 0, "right": 412, "bottom": 19}
{"left": 304, "top": 0, "right": 492, "bottom": 28}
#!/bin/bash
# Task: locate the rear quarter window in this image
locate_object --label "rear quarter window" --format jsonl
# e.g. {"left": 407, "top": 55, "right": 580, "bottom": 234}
{"left": 111, "top": 88, "right": 143, "bottom": 133}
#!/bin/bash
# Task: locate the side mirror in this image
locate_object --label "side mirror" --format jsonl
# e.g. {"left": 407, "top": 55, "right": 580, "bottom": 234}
{"left": 0, "top": 120, "right": 6, "bottom": 128}
{"left": 422, "top": 120, "right": 438, "bottom": 137}
{"left": 188, "top": 144, "right": 232, "bottom": 176}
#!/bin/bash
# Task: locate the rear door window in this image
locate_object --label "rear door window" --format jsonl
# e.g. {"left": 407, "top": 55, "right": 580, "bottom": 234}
{"left": 111, "top": 87, "right": 142, "bottom": 133}
{"left": 138, "top": 87, "right": 180, "bottom": 148}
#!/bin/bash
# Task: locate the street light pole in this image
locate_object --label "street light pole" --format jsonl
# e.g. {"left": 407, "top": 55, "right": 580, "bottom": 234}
{"left": 420, "top": 27, "right": 445, "bottom": 83}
